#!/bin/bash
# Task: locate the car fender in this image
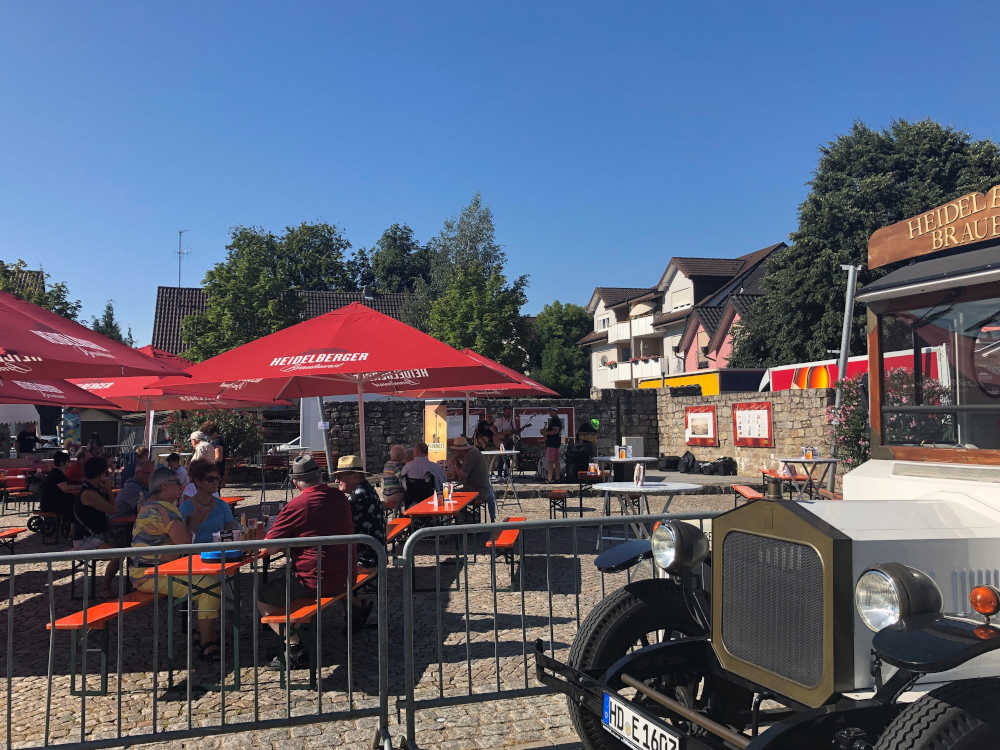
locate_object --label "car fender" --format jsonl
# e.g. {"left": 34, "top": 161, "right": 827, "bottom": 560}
{"left": 873, "top": 614, "right": 1000, "bottom": 673}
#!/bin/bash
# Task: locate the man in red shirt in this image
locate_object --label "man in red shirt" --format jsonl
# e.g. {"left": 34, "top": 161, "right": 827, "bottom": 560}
{"left": 257, "top": 455, "right": 354, "bottom": 668}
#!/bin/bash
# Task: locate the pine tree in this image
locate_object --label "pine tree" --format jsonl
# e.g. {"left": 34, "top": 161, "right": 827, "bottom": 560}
{"left": 730, "top": 120, "right": 1000, "bottom": 367}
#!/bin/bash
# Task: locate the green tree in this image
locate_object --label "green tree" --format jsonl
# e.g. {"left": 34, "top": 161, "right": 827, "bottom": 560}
{"left": 90, "top": 300, "right": 135, "bottom": 346}
{"left": 0, "top": 258, "right": 81, "bottom": 319}
{"left": 730, "top": 120, "right": 1000, "bottom": 367}
{"left": 163, "top": 409, "right": 262, "bottom": 461}
{"left": 368, "top": 224, "right": 432, "bottom": 293}
{"left": 181, "top": 222, "right": 360, "bottom": 361}
{"left": 527, "top": 301, "right": 591, "bottom": 397}
{"left": 417, "top": 195, "right": 529, "bottom": 366}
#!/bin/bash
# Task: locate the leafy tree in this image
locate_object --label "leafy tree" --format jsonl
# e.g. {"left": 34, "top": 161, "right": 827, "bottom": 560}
{"left": 90, "top": 300, "right": 134, "bottom": 346}
{"left": 367, "top": 224, "right": 432, "bottom": 293}
{"left": 163, "top": 409, "right": 262, "bottom": 462}
{"left": 417, "top": 195, "right": 529, "bottom": 367}
{"left": 527, "top": 301, "right": 591, "bottom": 397}
{"left": 730, "top": 120, "right": 1000, "bottom": 367}
{"left": 181, "top": 222, "right": 360, "bottom": 361}
{"left": 0, "top": 258, "right": 81, "bottom": 319}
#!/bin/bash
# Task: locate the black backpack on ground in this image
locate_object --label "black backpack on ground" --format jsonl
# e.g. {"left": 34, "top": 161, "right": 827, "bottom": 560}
{"left": 658, "top": 455, "right": 680, "bottom": 471}
{"left": 677, "top": 451, "right": 697, "bottom": 474}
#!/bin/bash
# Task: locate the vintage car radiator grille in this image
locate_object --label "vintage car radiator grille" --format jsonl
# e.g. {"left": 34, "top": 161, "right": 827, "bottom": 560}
{"left": 722, "top": 531, "right": 824, "bottom": 687}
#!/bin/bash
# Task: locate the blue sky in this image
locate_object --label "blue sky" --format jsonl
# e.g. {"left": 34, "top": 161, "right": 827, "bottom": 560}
{"left": 3, "top": 2, "right": 1000, "bottom": 346}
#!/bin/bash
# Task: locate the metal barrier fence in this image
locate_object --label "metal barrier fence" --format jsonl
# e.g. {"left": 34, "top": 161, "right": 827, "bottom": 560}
{"left": 0, "top": 534, "right": 391, "bottom": 750}
{"left": 397, "top": 511, "right": 719, "bottom": 749}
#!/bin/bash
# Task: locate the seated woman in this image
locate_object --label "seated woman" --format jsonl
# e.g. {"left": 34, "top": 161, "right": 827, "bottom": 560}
{"left": 131, "top": 467, "right": 222, "bottom": 658}
{"left": 178, "top": 459, "right": 234, "bottom": 543}
{"left": 73, "top": 456, "right": 119, "bottom": 595}
{"left": 381, "top": 444, "right": 406, "bottom": 513}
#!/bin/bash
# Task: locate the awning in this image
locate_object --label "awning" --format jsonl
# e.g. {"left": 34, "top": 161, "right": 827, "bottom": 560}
{"left": 857, "top": 245, "right": 1000, "bottom": 303}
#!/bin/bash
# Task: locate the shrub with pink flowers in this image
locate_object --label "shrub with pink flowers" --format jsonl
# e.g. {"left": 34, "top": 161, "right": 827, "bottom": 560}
{"left": 828, "top": 374, "right": 870, "bottom": 470}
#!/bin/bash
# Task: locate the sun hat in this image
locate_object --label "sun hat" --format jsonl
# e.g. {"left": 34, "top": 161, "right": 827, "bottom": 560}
{"left": 332, "top": 454, "right": 367, "bottom": 474}
{"left": 290, "top": 455, "right": 321, "bottom": 478}
{"left": 451, "top": 436, "right": 473, "bottom": 450}
{"left": 149, "top": 466, "right": 181, "bottom": 495}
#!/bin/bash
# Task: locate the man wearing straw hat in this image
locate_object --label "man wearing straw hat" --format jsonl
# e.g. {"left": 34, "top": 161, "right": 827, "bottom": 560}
{"left": 333, "top": 455, "right": 386, "bottom": 569}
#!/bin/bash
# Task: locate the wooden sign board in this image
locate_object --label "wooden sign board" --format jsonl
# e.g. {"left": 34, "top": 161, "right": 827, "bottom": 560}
{"left": 869, "top": 185, "right": 1000, "bottom": 268}
{"left": 732, "top": 401, "right": 773, "bottom": 447}
{"left": 424, "top": 401, "right": 448, "bottom": 463}
{"left": 685, "top": 405, "right": 718, "bottom": 447}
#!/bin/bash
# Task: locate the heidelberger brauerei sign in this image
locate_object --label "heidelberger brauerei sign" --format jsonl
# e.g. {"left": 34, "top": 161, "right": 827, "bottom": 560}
{"left": 869, "top": 184, "right": 1000, "bottom": 268}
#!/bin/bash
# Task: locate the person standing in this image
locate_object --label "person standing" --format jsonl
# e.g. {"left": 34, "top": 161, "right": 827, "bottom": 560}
{"left": 493, "top": 407, "right": 517, "bottom": 478}
{"left": 543, "top": 407, "right": 564, "bottom": 483}
{"left": 200, "top": 421, "right": 228, "bottom": 488}
{"left": 257, "top": 455, "right": 355, "bottom": 669}
{"left": 333, "top": 455, "right": 386, "bottom": 569}
{"left": 474, "top": 412, "right": 497, "bottom": 449}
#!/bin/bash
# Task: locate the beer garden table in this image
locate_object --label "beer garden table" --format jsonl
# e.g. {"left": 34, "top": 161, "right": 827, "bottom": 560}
{"left": 593, "top": 455, "right": 659, "bottom": 482}
{"left": 591, "top": 480, "right": 703, "bottom": 550}
{"left": 144, "top": 552, "right": 254, "bottom": 689}
{"left": 777, "top": 457, "right": 839, "bottom": 501}
{"left": 404, "top": 491, "right": 479, "bottom": 591}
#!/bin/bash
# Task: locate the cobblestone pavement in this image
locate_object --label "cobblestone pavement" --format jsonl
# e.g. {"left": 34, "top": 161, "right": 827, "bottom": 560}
{"left": 0, "top": 473, "right": 733, "bottom": 749}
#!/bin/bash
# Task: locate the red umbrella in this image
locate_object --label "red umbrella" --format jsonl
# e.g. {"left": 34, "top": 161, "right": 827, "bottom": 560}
{"left": 396, "top": 348, "right": 558, "bottom": 435}
{"left": 152, "top": 303, "right": 520, "bottom": 467}
{"left": 398, "top": 348, "right": 558, "bottom": 398}
{"left": 69, "top": 375, "right": 290, "bottom": 412}
{"left": 0, "top": 376, "right": 124, "bottom": 409}
{"left": 0, "top": 291, "right": 187, "bottom": 378}
{"left": 152, "top": 303, "right": 518, "bottom": 401}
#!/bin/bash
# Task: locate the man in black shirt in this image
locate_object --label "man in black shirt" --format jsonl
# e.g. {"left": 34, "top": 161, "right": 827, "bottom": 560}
{"left": 543, "top": 407, "right": 563, "bottom": 483}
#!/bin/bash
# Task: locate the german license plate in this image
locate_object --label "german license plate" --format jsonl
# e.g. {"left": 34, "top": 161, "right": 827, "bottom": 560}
{"left": 602, "top": 692, "right": 683, "bottom": 750}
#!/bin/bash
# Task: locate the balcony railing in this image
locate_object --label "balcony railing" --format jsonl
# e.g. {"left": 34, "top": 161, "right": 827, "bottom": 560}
{"left": 607, "top": 320, "right": 632, "bottom": 343}
{"left": 631, "top": 358, "right": 663, "bottom": 381}
{"left": 630, "top": 315, "right": 655, "bottom": 337}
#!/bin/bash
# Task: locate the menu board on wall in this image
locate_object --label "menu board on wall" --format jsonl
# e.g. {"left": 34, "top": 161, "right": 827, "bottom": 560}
{"left": 732, "top": 401, "right": 773, "bottom": 447}
{"left": 684, "top": 405, "right": 718, "bottom": 447}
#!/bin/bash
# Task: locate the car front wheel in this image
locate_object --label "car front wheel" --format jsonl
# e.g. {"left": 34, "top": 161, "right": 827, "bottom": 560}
{"left": 874, "top": 677, "right": 1000, "bottom": 749}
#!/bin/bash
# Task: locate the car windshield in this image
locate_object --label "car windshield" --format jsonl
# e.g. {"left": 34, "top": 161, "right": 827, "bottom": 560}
{"left": 878, "top": 285, "right": 1000, "bottom": 449}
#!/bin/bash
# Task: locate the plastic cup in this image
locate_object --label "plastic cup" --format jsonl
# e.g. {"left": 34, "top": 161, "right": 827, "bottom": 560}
{"left": 212, "top": 531, "right": 221, "bottom": 543}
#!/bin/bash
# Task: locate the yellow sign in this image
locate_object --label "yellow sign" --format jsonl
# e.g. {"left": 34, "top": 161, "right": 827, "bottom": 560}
{"left": 423, "top": 401, "right": 448, "bottom": 463}
{"left": 638, "top": 371, "right": 721, "bottom": 395}
{"left": 869, "top": 185, "right": 1000, "bottom": 268}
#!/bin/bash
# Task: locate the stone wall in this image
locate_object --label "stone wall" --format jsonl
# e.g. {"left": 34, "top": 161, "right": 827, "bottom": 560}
{"left": 656, "top": 389, "right": 836, "bottom": 477}
{"left": 317, "top": 390, "right": 660, "bottom": 471}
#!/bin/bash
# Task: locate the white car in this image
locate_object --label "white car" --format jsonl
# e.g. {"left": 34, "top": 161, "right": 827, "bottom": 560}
{"left": 268, "top": 436, "right": 302, "bottom": 455}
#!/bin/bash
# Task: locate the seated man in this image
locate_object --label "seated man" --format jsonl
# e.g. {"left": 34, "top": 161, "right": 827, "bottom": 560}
{"left": 257, "top": 455, "right": 355, "bottom": 669}
{"left": 334, "top": 455, "right": 386, "bottom": 569}
{"left": 401, "top": 442, "right": 445, "bottom": 492}
{"left": 165, "top": 452, "right": 189, "bottom": 488}
{"left": 380, "top": 444, "right": 406, "bottom": 513}
{"left": 115, "top": 460, "right": 152, "bottom": 518}
{"left": 448, "top": 435, "right": 495, "bottom": 523}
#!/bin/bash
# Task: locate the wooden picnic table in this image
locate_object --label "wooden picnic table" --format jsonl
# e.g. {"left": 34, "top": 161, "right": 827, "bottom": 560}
{"left": 404, "top": 491, "right": 478, "bottom": 521}
{"left": 144, "top": 552, "right": 255, "bottom": 689}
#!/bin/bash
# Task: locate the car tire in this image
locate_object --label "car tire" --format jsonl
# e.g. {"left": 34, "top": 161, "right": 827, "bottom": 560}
{"left": 874, "top": 677, "right": 1000, "bottom": 750}
{"left": 567, "top": 581, "right": 705, "bottom": 750}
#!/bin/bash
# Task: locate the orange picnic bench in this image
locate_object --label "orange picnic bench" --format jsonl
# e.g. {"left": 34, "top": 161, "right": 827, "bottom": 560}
{"left": 0, "top": 527, "right": 27, "bottom": 554}
{"left": 485, "top": 516, "right": 526, "bottom": 590}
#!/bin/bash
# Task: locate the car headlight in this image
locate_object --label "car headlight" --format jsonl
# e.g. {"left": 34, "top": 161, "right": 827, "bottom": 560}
{"left": 651, "top": 520, "right": 708, "bottom": 574}
{"left": 855, "top": 563, "right": 942, "bottom": 632}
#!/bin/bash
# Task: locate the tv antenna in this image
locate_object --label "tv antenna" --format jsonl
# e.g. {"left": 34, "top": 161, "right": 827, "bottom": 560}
{"left": 176, "top": 230, "right": 189, "bottom": 287}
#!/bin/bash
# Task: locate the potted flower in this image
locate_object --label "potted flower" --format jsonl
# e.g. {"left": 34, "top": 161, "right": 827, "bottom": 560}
{"left": 607, "top": 360, "right": 617, "bottom": 368}
{"left": 629, "top": 357, "right": 641, "bottom": 364}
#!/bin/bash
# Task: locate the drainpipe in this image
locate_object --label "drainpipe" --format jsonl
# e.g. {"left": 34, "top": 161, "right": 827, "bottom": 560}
{"left": 829, "top": 264, "right": 862, "bottom": 490}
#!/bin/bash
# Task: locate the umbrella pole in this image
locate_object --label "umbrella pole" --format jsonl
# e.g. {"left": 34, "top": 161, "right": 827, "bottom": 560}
{"left": 143, "top": 405, "right": 155, "bottom": 452}
{"left": 357, "top": 382, "right": 366, "bottom": 472}
{"left": 464, "top": 393, "right": 470, "bottom": 436}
